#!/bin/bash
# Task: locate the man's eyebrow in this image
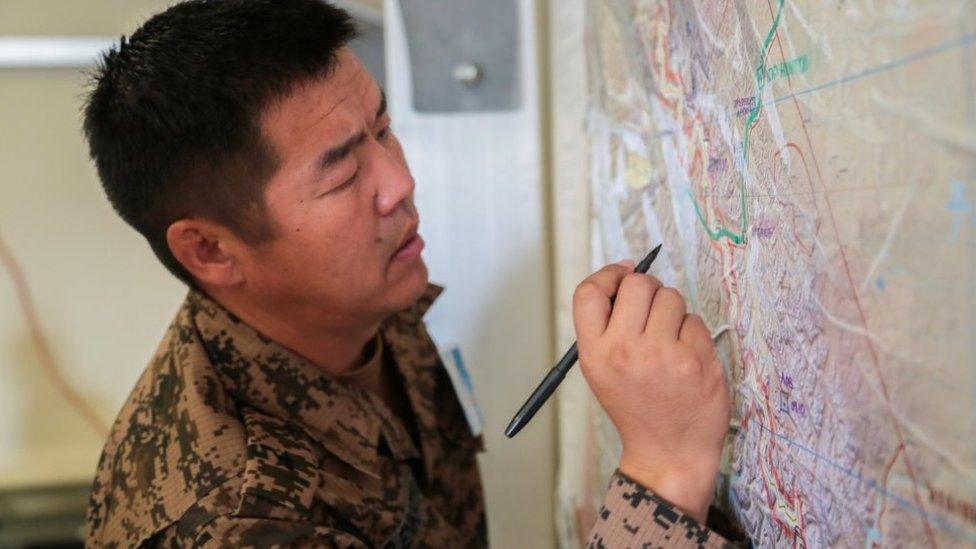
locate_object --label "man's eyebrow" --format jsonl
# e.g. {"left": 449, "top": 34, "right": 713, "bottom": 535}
{"left": 319, "top": 130, "right": 366, "bottom": 170}
{"left": 318, "top": 89, "right": 387, "bottom": 170}
{"left": 376, "top": 88, "right": 387, "bottom": 121}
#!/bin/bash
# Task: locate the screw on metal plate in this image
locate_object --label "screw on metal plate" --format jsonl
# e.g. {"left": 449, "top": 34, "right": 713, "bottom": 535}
{"left": 452, "top": 62, "right": 484, "bottom": 87}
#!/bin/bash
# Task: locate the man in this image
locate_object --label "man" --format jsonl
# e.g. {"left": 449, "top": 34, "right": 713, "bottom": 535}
{"left": 82, "top": 1, "right": 743, "bottom": 547}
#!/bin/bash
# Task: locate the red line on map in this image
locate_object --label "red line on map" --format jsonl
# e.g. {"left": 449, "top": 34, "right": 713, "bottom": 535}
{"left": 878, "top": 443, "right": 905, "bottom": 533}
{"left": 774, "top": 142, "right": 819, "bottom": 256}
{"left": 762, "top": 1, "right": 938, "bottom": 545}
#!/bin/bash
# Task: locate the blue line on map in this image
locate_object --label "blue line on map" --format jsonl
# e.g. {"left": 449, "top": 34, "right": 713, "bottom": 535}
{"left": 947, "top": 180, "right": 970, "bottom": 241}
{"left": 962, "top": 22, "right": 976, "bottom": 426}
{"left": 748, "top": 421, "right": 976, "bottom": 543}
{"left": 646, "top": 33, "right": 976, "bottom": 141}
{"left": 774, "top": 33, "right": 976, "bottom": 105}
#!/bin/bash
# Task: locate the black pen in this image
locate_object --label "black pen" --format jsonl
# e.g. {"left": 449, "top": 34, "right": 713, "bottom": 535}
{"left": 505, "top": 244, "right": 663, "bottom": 438}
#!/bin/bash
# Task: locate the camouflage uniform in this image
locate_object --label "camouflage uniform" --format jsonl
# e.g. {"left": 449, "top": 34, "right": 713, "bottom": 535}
{"left": 86, "top": 285, "right": 485, "bottom": 547}
{"left": 588, "top": 471, "right": 746, "bottom": 548}
{"left": 86, "top": 284, "right": 743, "bottom": 548}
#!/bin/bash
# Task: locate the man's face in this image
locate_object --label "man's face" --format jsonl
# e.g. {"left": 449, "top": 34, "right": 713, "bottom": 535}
{"left": 238, "top": 48, "right": 428, "bottom": 325}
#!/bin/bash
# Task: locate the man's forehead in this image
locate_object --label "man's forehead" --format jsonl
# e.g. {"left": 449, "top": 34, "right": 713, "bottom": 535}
{"left": 261, "top": 49, "right": 380, "bottom": 136}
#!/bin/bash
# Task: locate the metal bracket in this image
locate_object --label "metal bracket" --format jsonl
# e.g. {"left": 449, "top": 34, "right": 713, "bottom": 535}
{"left": 395, "top": 0, "right": 520, "bottom": 112}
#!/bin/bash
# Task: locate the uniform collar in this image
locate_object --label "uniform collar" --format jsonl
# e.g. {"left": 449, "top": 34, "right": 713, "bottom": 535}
{"left": 187, "top": 283, "right": 444, "bottom": 478}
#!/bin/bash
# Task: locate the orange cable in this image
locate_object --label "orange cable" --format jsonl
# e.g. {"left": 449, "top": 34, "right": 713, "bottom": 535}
{"left": 0, "top": 228, "right": 109, "bottom": 438}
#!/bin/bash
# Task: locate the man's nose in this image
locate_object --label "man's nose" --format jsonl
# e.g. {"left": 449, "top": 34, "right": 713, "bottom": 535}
{"left": 369, "top": 142, "right": 415, "bottom": 216}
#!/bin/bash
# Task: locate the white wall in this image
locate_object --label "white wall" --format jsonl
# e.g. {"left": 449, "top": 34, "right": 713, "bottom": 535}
{"left": 0, "top": 0, "right": 184, "bottom": 489}
{"left": 384, "top": 1, "right": 557, "bottom": 546}
{"left": 0, "top": 3, "right": 571, "bottom": 546}
{"left": 0, "top": 0, "right": 401, "bottom": 488}
{"left": 546, "top": 0, "right": 596, "bottom": 547}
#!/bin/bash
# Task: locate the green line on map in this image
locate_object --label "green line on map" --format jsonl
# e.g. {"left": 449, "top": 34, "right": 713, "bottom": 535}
{"left": 758, "top": 54, "right": 809, "bottom": 86}
{"left": 690, "top": 0, "right": 785, "bottom": 245}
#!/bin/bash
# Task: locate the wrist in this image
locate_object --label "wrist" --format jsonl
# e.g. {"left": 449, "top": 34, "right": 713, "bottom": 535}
{"left": 618, "top": 455, "right": 716, "bottom": 522}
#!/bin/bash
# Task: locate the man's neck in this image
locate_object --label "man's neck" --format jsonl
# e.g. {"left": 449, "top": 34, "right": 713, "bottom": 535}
{"left": 203, "top": 288, "right": 381, "bottom": 376}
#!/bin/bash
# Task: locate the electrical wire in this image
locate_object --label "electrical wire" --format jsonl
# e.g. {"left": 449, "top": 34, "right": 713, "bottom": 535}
{"left": 0, "top": 228, "right": 108, "bottom": 438}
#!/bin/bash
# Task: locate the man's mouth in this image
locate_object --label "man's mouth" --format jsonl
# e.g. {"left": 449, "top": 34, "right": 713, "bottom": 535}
{"left": 392, "top": 225, "right": 424, "bottom": 261}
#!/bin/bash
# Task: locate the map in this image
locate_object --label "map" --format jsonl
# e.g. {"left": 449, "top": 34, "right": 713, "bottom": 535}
{"left": 582, "top": 0, "right": 976, "bottom": 546}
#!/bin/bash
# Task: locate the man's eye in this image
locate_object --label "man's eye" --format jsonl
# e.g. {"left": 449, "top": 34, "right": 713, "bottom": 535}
{"left": 337, "top": 171, "right": 358, "bottom": 189}
{"left": 376, "top": 127, "right": 390, "bottom": 140}
{"left": 318, "top": 171, "right": 357, "bottom": 197}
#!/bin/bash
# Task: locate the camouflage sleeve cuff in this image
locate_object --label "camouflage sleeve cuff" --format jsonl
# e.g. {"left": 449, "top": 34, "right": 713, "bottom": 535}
{"left": 586, "top": 470, "right": 744, "bottom": 548}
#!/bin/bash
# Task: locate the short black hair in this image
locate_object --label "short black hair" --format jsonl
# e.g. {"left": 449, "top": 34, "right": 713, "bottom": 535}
{"left": 83, "top": 0, "right": 357, "bottom": 285}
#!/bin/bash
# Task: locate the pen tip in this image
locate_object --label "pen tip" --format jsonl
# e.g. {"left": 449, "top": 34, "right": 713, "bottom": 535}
{"left": 504, "top": 420, "right": 521, "bottom": 438}
{"left": 647, "top": 243, "right": 663, "bottom": 262}
{"left": 634, "top": 243, "right": 663, "bottom": 273}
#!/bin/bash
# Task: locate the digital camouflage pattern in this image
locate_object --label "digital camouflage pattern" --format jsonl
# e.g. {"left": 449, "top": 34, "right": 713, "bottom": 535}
{"left": 588, "top": 471, "right": 746, "bottom": 549}
{"left": 86, "top": 284, "right": 486, "bottom": 548}
{"left": 86, "top": 281, "right": 744, "bottom": 548}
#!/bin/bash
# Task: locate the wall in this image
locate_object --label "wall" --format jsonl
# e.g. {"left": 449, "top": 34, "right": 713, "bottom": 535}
{"left": 0, "top": 0, "right": 390, "bottom": 489}
{"left": 383, "top": 1, "right": 557, "bottom": 545}
{"left": 0, "top": 0, "right": 183, "bottom": 489}
{"left": 0, "top": 2, "right": 565, "bottom": 547}
{"left": 545, "top": 0, "right": 596, "bottom": 546}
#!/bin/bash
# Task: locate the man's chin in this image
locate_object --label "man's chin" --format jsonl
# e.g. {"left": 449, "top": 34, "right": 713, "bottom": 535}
{"left": 388, "top": 258, "right": 429, "bottom": 311}
{"left": 407, "top": 259, "right": 430, "bottom": 297}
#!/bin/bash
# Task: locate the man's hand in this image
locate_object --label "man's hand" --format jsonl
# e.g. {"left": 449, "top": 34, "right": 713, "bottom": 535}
{"left": 573, "top": 261, "right": 731, "bottom": 522}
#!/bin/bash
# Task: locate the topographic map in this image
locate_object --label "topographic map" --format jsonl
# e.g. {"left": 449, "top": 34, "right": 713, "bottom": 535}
{"left": 583, "top": 0, "right": 976, "bottom": 546}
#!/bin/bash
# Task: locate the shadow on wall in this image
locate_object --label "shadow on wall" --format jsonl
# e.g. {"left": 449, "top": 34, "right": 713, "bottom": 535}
{"left": 455, "top": 248, "right": 554, "bottom": 548}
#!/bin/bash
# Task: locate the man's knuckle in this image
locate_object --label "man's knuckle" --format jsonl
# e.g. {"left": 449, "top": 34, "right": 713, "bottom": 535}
{"left": 639, "top": 342, "right": 663, "bottom": 362}
{"left": 606, "top": 342, "right": 632, "bottom": 368}
{"left": 574, "top": 281, "right": 602, "bottom": 302}
{"left": 670, "top": 347, "right": 701, "bottom": 374}
{"left": 685, "top": 313, "right": 705, "bottom": 327}
{"left": 658, "top": 286, "right": 684, "bottom": 305}
{"left": 621, "top": 272, "right": 651, "bottom": 290}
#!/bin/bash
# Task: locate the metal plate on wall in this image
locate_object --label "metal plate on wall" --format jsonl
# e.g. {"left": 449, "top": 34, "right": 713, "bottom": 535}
{"left": 397, "top": 0, "right": 520, "bottom": 112}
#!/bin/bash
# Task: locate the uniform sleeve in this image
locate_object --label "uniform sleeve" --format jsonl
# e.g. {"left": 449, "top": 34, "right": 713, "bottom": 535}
{"left": 191, "top": 515, "right": 369, "bottom": 548}
{"left": 586, "top": 470, "right": 747, "bottom": 549}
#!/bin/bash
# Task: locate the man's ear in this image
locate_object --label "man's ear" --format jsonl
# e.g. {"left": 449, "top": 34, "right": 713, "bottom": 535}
{"left": 166, "top": 219, "right": 246, "bottom": 287}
